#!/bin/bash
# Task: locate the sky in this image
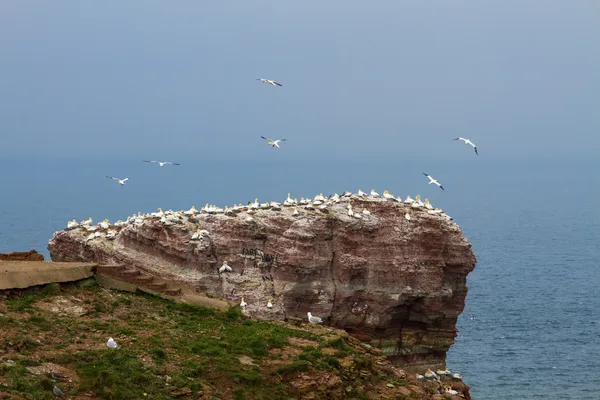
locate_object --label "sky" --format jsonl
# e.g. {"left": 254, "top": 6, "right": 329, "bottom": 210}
{"left": 0, "top": 1, "right": 598, "bottom": 163}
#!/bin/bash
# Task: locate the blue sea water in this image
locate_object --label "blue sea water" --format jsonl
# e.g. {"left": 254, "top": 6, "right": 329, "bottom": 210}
{"left": 0, "top": 158, "right": 598, "bottom": 399}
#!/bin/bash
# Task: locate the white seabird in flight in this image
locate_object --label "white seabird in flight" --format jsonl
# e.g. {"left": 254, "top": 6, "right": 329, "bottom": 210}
{"left": 453, "top": 137, "right": 478, "bottom": 155}
{"left": 143, "top": 160, "right": 181, "bottom": 167}
{"left": 106, "top": 176, "right": 129, "bottom": 186}
{"left": 261, "top": 136, "right": 286, "bottom": 148}
{"left": 422, "top": 173, "right": 445, "bottom": 191}
{"left": 256, "top": 78, "right": 282, "bottom": 87}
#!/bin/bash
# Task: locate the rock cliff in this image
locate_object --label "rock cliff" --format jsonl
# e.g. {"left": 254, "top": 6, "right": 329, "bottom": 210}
{"left": 48, "top": 195, "right": 476, "bottom": 371}
{"left": 0, "top": 249, "right": 44, "bottom": 261}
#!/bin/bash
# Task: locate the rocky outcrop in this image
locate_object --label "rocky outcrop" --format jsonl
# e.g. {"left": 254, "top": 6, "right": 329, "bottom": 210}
{"left": 48, "top": 196, "right": 476, "bottom": 371}
{"left": 0, "top": 249, "right": 44, "bottom": 261}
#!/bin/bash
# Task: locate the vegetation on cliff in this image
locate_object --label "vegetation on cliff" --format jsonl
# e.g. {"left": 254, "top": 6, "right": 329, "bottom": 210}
{"left": 0, "top": 280, "right": 465, "bottom": 399}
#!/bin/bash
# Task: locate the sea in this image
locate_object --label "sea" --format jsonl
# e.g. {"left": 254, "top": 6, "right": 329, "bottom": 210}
{"left": 1, "top": 157, "right": 598, "bottom": 399}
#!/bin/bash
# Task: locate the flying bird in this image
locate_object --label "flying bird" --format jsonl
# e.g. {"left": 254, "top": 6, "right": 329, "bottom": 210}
{"left": 256, "top": 78, "right": 282, "bottom": 87}
{"left": 422, "top": 173, "right": 445, "bottom": 191}
{"left": 106, "top": 176, "right": 129, "bottom": 186}
{"left": 453, "top": 137, "right": 478, "bottom": 155}
{"left": 143, "top": 160, "right": 180, "bottom": 167}
{"left": 261, "top": 136, "right": 286, "bottom": 148}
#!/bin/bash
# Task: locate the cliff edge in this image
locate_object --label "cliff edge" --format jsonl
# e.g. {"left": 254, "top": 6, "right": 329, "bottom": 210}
{"left": 48, "top": 194, "right": 476, "bottom": 371}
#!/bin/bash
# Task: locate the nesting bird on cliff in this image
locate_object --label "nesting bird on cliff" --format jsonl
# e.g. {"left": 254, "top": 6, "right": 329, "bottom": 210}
{"left": 219, "top": 260, "right": 233, "bottom": 274}
{"left": 424, "top": 369, "right": 440, "bottom": 381}
{"left": 307, "top": 312, "right": 323, "bottom": 324}
{"left": 444, "top": 386, "right": 459, "bottom": 396}
{"left": 370, "top": 189, "right": 380, "bottom": 197}
{"left": 358, "top": 189, "right": 368, "bottom": 197}
{"left": 405, "top": 213, "right": 411, "bottom": 226}
{"left": 453, "top": 137, "right": 478, "bottom": 155}
{"left": 404, "top": 196, "right": 414, "bottom": 204}
{"left": 267, "top": 298, "right": 273, "bottom": 309}
{"left": 106, "top": 176, "right": 129, "bottom": 186}
{"left": 256, "top": 78, "right": 282, "bottom": 87}
{"left": 66, "top": 219, "right": 79, "bottom": 230}
{"left": 383, "top": 190, "right": 395, "bottom": 200}
{"left": 240, "top": 297, "right": 247, "bottom": 308}
{"left": 184, "top": 206, "right": 198, "bottom": 215}
{"left": 422, "top": 173, "right": 445, "bottom": 191}
{"left": 347, "top": 204, "right": 354, "bottom": 217}
{"left": 292, "top": 207, "right": 299, "bottom": 216}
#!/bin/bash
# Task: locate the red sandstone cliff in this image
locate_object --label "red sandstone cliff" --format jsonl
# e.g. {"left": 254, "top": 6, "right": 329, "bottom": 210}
{"left": 48, "top": 196, "right": 476, "bottom": 371}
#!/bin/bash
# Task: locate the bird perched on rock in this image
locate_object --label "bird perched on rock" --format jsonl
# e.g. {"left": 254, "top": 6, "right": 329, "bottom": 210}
{"left": 307, "top": 312, "right": 322, "bottom": 324}
{"left": 53, "top": 384, "right": 67, "bottom": 398}
{"left": 219, "top": 260, "right": 232, "bottom": 273}
{"left": 240, "top": 297, "right": 247, "bottom": 308}
{"left": 267, "top": 298, "right": 273, "bottom": 309}
{"left": 50, "top": 369, "right": 67, "bottom": 380}
{"left": 106, "top": 337, "right": 118, "bottom": 349}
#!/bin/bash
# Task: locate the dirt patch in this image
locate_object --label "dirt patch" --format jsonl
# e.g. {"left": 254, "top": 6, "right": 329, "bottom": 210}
{"left": 35, "top": 296, "right": 89, "bottom": 317}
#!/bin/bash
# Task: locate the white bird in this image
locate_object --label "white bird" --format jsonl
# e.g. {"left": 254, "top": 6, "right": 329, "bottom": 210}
{"left": 219, "top": 260, "right": 232, "bottom": 274}
{"left": 267, "top": 298, "right": 273, "bottom": 309}
{"left": 370, "top": 189, "right": 380, "bottom": 197}
{"left": 143, "top": 160, "right": 181, "bottom": 167}
{"left": 106, "top": 176, "right": 129, "bottom": 186}
{"left": 362, "top": 209, "right": 371, "bottom": 216}
{"left": 422, "top": 173, "right": 445, "bottom": 191}
{"left": 444, "top": 386, "right": 459, "bottom": 396}
{"left": 453, "top": 137, "right": 478, "bottom": 155}
{"left": 256, "top": 78, "right": 282, "bottom": 87}
{"left": 383, "top": 190, "right": 395, "bottom": 200}
{"left": 184, "top": 206, "right": 198, "bottom": 215}
{"left": 261, "top": 136, "right": 286, "bottom": 148}
{"left": 424, "top": 369, "right": 439, "bottom": 381}
{"left": 347, "top": 204, "right": 354, "bottom": 217}
{"left": 307, "top": 312, "right": 323, "bottom": 324}
{"left": 405, "top": 213, "right": 411, "bottom": 225}
{"left": 292, "top": 207, "right": 299, "bottom": 216}
{"left": 219, "top": 260, "right": 232, "bottom": 273}
{"left": 66, "top": 219, "right": 79, "bottom": 229}
{"left": 107, "top": 337, "right": 118, "bottom": 349}
{"left": 240, "top": 297, "right": 247, "bottom": 308}
{"left": 452, "top": 373, "right": 463, "bottom": 380}
{"left": 404, "top": 196, "right": 414, "bottom": 204}
{"left": 358, "top": 189, "right": 368, "bottom": 197}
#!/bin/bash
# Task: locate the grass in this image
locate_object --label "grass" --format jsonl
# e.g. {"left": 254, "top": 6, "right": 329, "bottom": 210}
{"left": 0, "top": 279, "right": 427, "bottom": 399}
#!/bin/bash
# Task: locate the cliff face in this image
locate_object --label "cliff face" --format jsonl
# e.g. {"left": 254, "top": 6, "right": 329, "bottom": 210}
{"left": 48, "top": 196, "right": 476, "bottom": 371}
{"left": 0, "top": 249, "right": 44, "bottom": 261}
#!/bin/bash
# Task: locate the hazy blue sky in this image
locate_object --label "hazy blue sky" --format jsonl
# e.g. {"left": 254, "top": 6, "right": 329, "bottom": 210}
{"left": 1, "top": 1, "right": 598, "bottom": 162}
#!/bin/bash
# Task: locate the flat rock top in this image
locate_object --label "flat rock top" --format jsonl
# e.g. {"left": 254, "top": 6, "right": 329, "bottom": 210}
{"left": 0, "top": 261, "right": 97, "bottom": 271}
